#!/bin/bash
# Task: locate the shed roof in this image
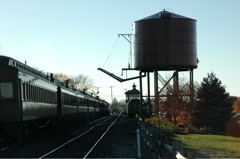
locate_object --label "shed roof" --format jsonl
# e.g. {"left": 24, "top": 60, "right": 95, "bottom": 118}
{"left": 125, "top": 83, "right": 140, "bottom": 95}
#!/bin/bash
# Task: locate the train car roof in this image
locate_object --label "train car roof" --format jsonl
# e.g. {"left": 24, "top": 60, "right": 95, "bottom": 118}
{"left": 0, "top": 55, "right": 108, "bottom": 104}
{"left": 0, "top": 55, "right": 49, "bottom": 79}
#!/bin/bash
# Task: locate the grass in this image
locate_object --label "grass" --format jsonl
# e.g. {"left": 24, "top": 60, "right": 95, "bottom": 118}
{"left": 172, "top": 134, "right": 240, "bottom": 158}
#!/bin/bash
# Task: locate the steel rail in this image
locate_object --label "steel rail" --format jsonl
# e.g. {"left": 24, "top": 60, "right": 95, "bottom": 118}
{"left": 38, "top": 115, "right": 116, "bottom": 159}
{"left": 83, "top": 115, "right": 120, "bottom": 159}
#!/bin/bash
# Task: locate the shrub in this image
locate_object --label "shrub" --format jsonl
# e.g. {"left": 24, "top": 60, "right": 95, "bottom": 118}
{"left": 189, "top": 126, "right": 210, "bottom": 134}
{"left": 145, "top": 116, "right": 179, "bottom": 133}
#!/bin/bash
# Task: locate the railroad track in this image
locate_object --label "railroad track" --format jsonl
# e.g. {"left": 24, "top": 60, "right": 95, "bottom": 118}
{"left": 0, "top": 139, "right": 8, "bottom": 151}
{"left": 38, "top": 115, "right": 121, "bottom": 158}
{"left": 0, "top": 115, "right": 136, "bottom": 158}
{"left": 0, "top": 137, "right": 18, "bottom": 151}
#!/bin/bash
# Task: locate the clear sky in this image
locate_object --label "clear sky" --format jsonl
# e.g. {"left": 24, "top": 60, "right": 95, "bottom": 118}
{"left": 0, "top": 0, "right": 240, "bottom": 103}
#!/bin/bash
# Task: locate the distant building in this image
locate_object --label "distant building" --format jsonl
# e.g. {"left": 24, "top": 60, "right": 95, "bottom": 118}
{"left": 125, "top": 83, "right": 140, "bottom": 103}
{"left": 226, "top": 113, "right": 240, "bottom": 137}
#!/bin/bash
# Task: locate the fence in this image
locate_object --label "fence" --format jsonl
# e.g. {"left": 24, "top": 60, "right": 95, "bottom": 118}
{"left": 137, "top": 120, "right": 196, "bottom": 159}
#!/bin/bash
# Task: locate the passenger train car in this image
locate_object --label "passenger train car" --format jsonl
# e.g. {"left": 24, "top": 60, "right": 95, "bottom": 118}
{"left": 0, "top": 55, "right": 109, "bottom": 138}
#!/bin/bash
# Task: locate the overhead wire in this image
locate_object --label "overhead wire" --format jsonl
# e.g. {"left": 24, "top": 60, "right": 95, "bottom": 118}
{"left": 102, "top": 36, "right": 119, "bottom": 68}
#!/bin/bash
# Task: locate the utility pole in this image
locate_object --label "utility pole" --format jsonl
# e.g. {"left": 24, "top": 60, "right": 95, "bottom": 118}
{"left": 96, "top": 87, "right": 101, "bottom": 94}
{"left": 109, "top": 86, "right": 114, "bottom": 113}
{"left": 123, "top": 88, "right": 128, "bottom": 103}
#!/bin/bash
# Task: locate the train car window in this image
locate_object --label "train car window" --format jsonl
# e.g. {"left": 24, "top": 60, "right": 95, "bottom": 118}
{"left": 26, "top": 83, "right": 29, "bottom": 101}
{"left": 0, "top": 82, "right": 13, "bottom": 99}
{"left": 78, "top": 97, "right": 82, "bottom": 106}
{"left": 51, "top": 91, "right": 54, "bottom": 103}
{"left": 73, "top": 96, "right": 76, "bottom": 106}
{"left": 53, "top": 91, "right": 55, "bottom": 103}
{"left": 34, "top": 86, "right": 36, "bottom": 102}
{"left": 38, "top": 87, "right": 40, "bottom": 102}
{"left": 44, "top": 89, "right": 47, "bottom": 103}
{"left": 40, "top": 87, "right": 43, "bottom": 102}
{"left": 25, "top": 83, "right": 27, "bottom": 101}
{"left": 52, "top": 92, "right": 54, "bottom": 103}
{"left": 22, "top": 82, "right": 26, "bottom": 101}
{"left": 34, "top": 86, "right": 37, "bottom": 102}
{"left": 68, "top": 94, "right": 71, "bottom": 105}
{"left": 46, "top": 90, "right": 49, "bottom": 103}
{"left": 85, "top": 99, "right": 89, "bottom": 107}
{"left": 36, "top": 86, "right": 38, "bottom": 102}
{"left": 41, "top": 88, "right": 43, "bottom": 103}
{"left": 55, "top": 93, "right": 57, "bottom": 104}
{"left": 64, "top": 94, "right": 68, "bottom": 105}
{"left": 28, "top": 84, "right": 30, "bottom": 101}
{"left": 53, "top": 92, "right": 56, "bottom": 104}
{"left": 48, "top": 91, "right": 52, "bottom": 103}
{"left": 63, "top": 93, "right": 66, "bottom": 105}
{"left": 37, "top": 87, "right": 39, "bottom": 102}
{"left": 67, "top": 94, "right": 70, "bottom": 105}
{"left": 68, "top": 94, "right": 70, "bottom": 105}
{"left": 40, "top": 88, "right": 42, "bottom": 102}
{"left": 51, "top": 92, "right": 54, "bottom": 104}
{"left": 32, "top": 85, "right": 35, "bottom": 102}
{"left": 30, "top": 84, "right": 33, "bottom": 101}
{"left": 76, "top": 96, "right": 78, "bottom": 106}
{"left": 47, "top": 90, "right": 50, "bottom": 103}
{"left": 43, "top": 88, "right": 45, "bottom": 103}
{"left": 28, "top": 84, "right": 31, "bottom": 101}
{"left": 48, "top": 90, "right": 50, "bottom": 103}
{"left": 61, "top": 93, "right": 64, "bottom": 104}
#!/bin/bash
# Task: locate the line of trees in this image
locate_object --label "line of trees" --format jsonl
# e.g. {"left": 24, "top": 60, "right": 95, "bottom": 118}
{"left": 33, "top": 67, "right": 97, "bottom": 95}
{"left": 157, "top": 72, "right": 237, "bottom": 133}
{"left": 53, "top": 73, "right": 96, "bottom": 94}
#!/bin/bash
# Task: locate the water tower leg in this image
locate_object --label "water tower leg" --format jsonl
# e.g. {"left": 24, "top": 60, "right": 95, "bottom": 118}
{"left": 190, "top": 69, "right": 194, "bottom": 103}
{"left": 147, "top": 72, "right": 151, "bottom": 117}
{"left": 154, "top": 70, "right": 159, "bottom": 116}
{"left": 173, "top": 71, "right": 179, "bottom": 95}
{"left": 139, "top": 70, "right": 144, "bottom": 120}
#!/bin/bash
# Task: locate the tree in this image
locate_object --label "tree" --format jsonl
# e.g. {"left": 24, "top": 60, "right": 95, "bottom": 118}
{"left": 232, "top": 97, "right": 240, "bottom": 114}
{"left": 72, "top": 74, "right": 95, "bottom": 92}
{"left": 156, "top": 74, "right": 197, "bottom": 126}
{"left": 112, "top": 98, "right": 126, "bottom": 113}
{"left": 53, "top": 73, "right": 71, "bottom": 83}
{"left": 54, "top": 73, "right": 96, "bottom": 94}
{"left": 192, "top": 72, "right": 233, "bottom": 131}
{"left": 159, "top": 86, "right": 193, "bottom": 126}
{"left": 32, "top": 67, "right": 96, "bottom": 94}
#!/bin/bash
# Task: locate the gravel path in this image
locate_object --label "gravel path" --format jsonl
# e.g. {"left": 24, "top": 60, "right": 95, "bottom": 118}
{"left": 89, "top": 117, "right": 141, "bottom": 158}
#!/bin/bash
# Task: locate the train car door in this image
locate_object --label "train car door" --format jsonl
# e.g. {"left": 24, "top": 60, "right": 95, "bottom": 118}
{"left": 0, "top": 68, "right": 20, "bottom": 122}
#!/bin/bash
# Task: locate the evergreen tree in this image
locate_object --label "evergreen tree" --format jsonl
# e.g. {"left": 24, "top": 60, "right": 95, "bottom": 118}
{"left": 193, "top": 72, "right": 233, "bottom": 131}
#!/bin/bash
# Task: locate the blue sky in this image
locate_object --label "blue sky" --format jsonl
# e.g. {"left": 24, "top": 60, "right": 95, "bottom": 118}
{"left": 0, "top": 0, "right": 240, "bottom": 103}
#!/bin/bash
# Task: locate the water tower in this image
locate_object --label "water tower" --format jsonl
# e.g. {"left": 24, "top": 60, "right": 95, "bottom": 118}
{"left": 98, "top": 10, "right": 198, "bottom": 117}
{"left": 133, "top": 10, "right": 197, "bottom": 116}
{"left": 134, "top": 10, "right": 197, "bottom": 70}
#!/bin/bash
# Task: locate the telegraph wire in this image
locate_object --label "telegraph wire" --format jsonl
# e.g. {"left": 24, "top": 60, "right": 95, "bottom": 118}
{"left": 102, "top": 36, "right": 119, "bottom": 68}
